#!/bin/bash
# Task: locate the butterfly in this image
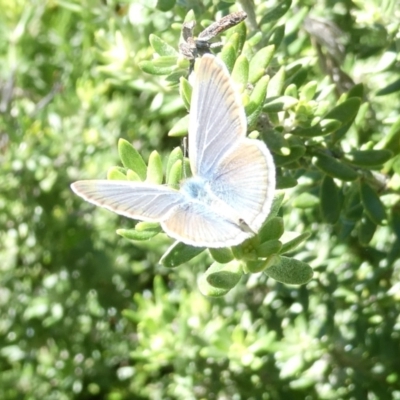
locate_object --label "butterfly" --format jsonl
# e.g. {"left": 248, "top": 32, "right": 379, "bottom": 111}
{"left": 71, "top": 54, "right": 275, "bottom": 248}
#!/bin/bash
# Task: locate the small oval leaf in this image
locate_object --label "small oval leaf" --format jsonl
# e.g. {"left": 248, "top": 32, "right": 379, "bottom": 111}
{"left": 209, "top": 247, "right": 234, "bottom": 264}
{"left": 249, "top": 45, "right": 275, "bottom": 84}
{"left": 291, "top": 119, "right": 341, "bottom": 137}
{"left": 280, "top": 232, "right": 311, "bottom": 254}
{"left": 345, "top": 149, "right": 393, "bottom": 167}
{"left": 149, "top": 34, "right": 178, "bottom": 56}
{"left": 205, "top": 261, "right": 243, "bottom": 290}
{"left": 166, "top": 147, "right": 183, "bottom": 182}
{"left": 265, "top": 256, "right": 313, "bottom": 285}
{"left": 219, "top": 43, "right": 236, "bottom": 72}
{"left": 107, "top": 167, "right": 127, "bottom": 181}
{"left": 259, "top": 0, "right": 292, "bottom": 26}
{"left": 166, "top": 159, "right": 182, "bottom": 186}
{"left": 324, "top": 97, "right": 361, "bottom": 125}
{"left": 160, "top": 241, "right": 206, "bottom": 268}
{"left": 231, "top": 55, "right": 249, "bottom": 88}
{"left": 118, "top": 139, "right": 147, "bottom": 180}
{"left": 358, "top": 213, "right": 377, "bottom": 245}
{"left": 117, "top": 228, "right": 159, "bottom": 241}
{"left": 320, "top": 175, "right": 341, "bottom": 224}
{"left": 258, "top": 217, "right": 284, "bottom": 243}
{"left": 198, "top": 274, "right": 230, "bottom": 297}
{"left": 359, "top": 180, "right": 387, "bottom": 225}
{"left": 145, "top": 151, "right": 163, "bottom": 184}
{"left": 256, "top": 239, "right": 282, "bottom": 258}
{"left": 267, "top": 67, "right": 286, "bottom": 97}
{"left": 168, "top": 115, "right": 189, "bottom": 137}
{"left": 314, "top": 153, "right": 358, "bottom": 181}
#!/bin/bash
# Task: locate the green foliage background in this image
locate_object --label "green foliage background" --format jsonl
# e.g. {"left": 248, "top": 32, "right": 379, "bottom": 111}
{"left": 1, "top": 0, "right": 400, "bottom": 399}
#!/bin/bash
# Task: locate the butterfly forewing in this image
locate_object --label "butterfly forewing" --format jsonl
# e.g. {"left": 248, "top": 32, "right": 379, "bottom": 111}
{"left": 71, "top": 181, "right": 185, "bottom": 222}
{"left": 189, "top": 55, "right": 247, "bottom": 178}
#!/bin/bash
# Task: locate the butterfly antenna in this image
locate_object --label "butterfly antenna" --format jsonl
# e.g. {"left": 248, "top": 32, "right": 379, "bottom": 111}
{"left": 182, "top": 136, "right": 189, "bottom": 178}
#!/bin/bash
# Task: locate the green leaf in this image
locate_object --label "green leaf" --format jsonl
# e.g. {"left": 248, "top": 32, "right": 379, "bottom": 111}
{"left": 149, "top": 34, "right": 178, "bottom": 57}
{"left": 231, "top": 55, "right": 249, "bottom": 88}
{"left": 259, "top": 0, "right": 292, "bottom": 26}
{"left": 265, "top": 193, "right": 285, "bottom": 222}
{"left": 273, "top": 145, "right": 305, "bottom": 166}
{"left": 256, "top": 239, "right": 282, "bottom": 258}
{"left": 376, "top": 117, "right": 400, "bottom": 153}
{"left": 209, "top": 247, "right": 234, "bottom": 264}
{"left": 156, "top": 0, "right": 176, "bottom": 12}
{"left": 267, "top": 67, "right": 286, "bottom": 97}
{"left": 299, "top": 81, "right": 318, "bottom": 101}
{"left": 168, "top": 115, "right": 189, "bottom": 137}
{"left": 276, "top": 175, "right": 298, "bottom": 189}
{"left": 284, "top": 83, "right": 297, "bottom": 98}
{"left": 179, "top": 77, "right": 192, "bottom": 110}
{"left": 225, "top": 32, "right": 240, "bottom": 57}
{"left": 359, "top": 180, "right": 387, "bottom": 225}
{"left": 265, "top": 256, "right": 313, "bottom": 285}
{"left": 344, "top": 186, "right": 363, "bottom": 221}
{"left": 107, "top": 167, "right": 127, "bottom": 181}
{"left": 313, "top": 152, "right": 358, "bottom": 181}
{"left": 258, "top": 217, "right": 284, "bottom": 243}
{"left": 135, "top": 222, "right": 161, "bottom": 232}
{"left": 280, "top": 232, "right": 311, "bottom": 254}
{"left": 167, "top": 160, "right": 182, "bottom": 186}
{"left": 358, "top": 213, "right": 377, "bottom": 245}
{"left": 126, "top": 169, "right": 141, "bottom": 181}
{"left": 324, "top": 97, "right": 361, "bottom": 125}
{"left": 219, "top": 43, "right": 236, "bottom": 72}
{"left": 160, "top": 242, "right": 205, "bottom": 268}
{"left": 292, "top": 193, "right": 319, "bottom": 208}
{"left": 320, "top": 175, "right": 341, "bottom": 224}
{"left": 263, "top": 95, "right": 298, "bottom": 112}
{"left": 246, "top": 76, "right": 269, "bottom": 127}
{"left": 205, "top": 261, "right": 243, "bottom": 290}
{"left": 286, "top": 66, "right": 309, "bottom": 87}
{"left": 262, "top": 129, "right": 289, "bottom": 154}
{"left": 117, "top": 228, "right": 159, "bottom": 241}
{"left": 329, "top": 97, "right": 362, "bottom": 144}
{"left": 347, "top": 83, "right": 364, "bottom": 98}
{"left": 268, "top": 24, "right": 285, "bottom": 48}
{"left": 376, "top": 77, "right": 400, "bottom": 96}
{"left": 182, "top": 9, "right": 195, "bottom": 23}
{"left": 166, "top": 147, "right": 183, "bottom": 182}
{"left": 345, "top": 149, "right": 393, "bottom": 167}
{"left": 198, "top": 274, "right": 230, "bottom": 297}
{"left": 291, "top": 119, "right": 341, "bottom": 137}
{"left": 118, "top": 139, "right": 147, "bottom": 180}
{"left": 138, "top": 59, "right": 176, "bottom": 76}
{"left": 145, "top": 151, "right": 163, "bottom": 184}
{"left": 226, "top": 17, "right": 247, "bottom": 53}
{"left": 248, "top": 45, "right": 275, "bottom": 84}
{"left": 245, "top": 255, "right": 279, "bottom": 273}
{"left": 247, "top": 31, "right": 262, "bottom": 47}
{"left": 391, "top": 204, "right": 400, "bottom": 239}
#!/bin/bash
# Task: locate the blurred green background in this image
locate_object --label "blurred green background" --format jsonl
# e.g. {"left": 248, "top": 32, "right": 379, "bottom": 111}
{"left": 1, "top": 0, "right": 400, "bottom": 399}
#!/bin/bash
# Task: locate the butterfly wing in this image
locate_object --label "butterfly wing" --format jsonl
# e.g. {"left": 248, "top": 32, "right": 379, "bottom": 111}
{"left": 188, "top": 54, "right": 247, "bottom": 177}
{"left": 71, "top": 180, "right": 185, "bottom": 222}
{"left": 208, "top": 139, "right": 276, "bottom": 232}
{"left": 72, "top": 180, "right": 251, "bottom": 247}
{"left": 189, "top": 54, "right": 276, "bottom": 233}
{"left": 162, "top": 201, "right": 252, "bottom": 248}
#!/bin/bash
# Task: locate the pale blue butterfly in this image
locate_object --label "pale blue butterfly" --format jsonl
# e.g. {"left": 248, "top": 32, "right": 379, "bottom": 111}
{"left": 71, "top": 54, "right": 275, "bottom": 248}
